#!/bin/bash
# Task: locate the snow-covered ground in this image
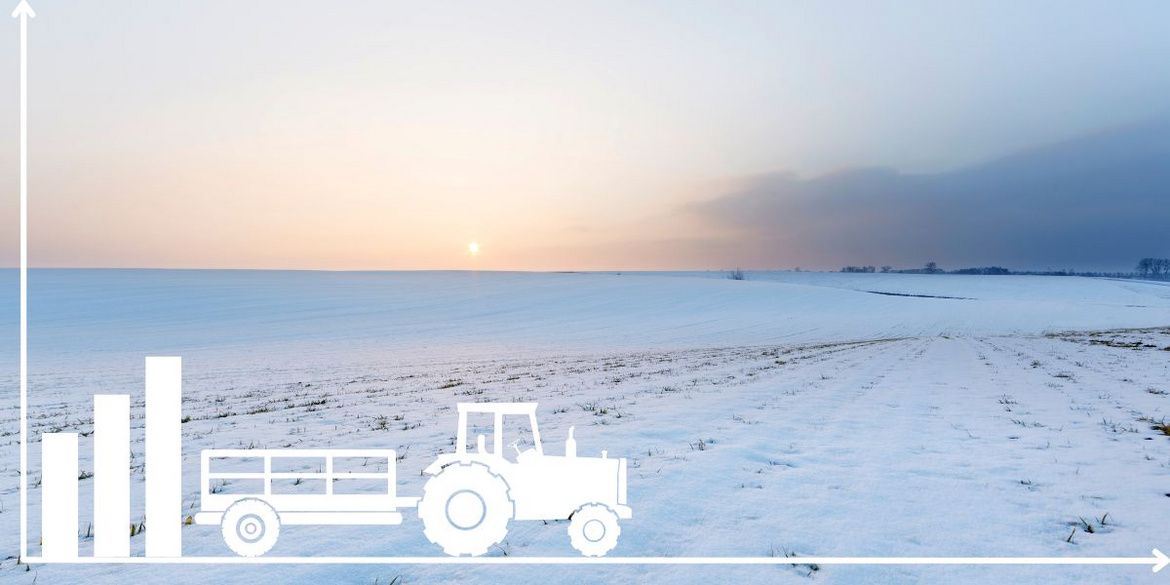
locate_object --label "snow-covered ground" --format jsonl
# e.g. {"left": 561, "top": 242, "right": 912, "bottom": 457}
{"left": 1, "top": 269, "right": 1169, "bottom": 584}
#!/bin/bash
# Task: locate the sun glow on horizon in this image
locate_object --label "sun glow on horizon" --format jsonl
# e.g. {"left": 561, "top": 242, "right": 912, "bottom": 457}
{"left": 468, "top": 241, "right": 481, "bottom": 257}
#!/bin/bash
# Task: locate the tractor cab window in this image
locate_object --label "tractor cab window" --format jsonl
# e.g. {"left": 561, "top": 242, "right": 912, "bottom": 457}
{"left": 501, "top": 415, "right": 538, "bottom": 463}
{"left": 465, "top": 411, "right": 496, "bottom": 455}
{"left": 462, "top": 412, "right": 538, "bottom": 462}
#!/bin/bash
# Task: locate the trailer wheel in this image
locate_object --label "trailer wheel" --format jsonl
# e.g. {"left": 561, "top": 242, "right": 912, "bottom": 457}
{"left": 221, "top": 498, "right": 281, "bottom": 557}
{"left": 418, "top": 462, "right": 514, "bottom": 556}
{"left": 568, "top": 503, "right": 620, "bottom": 557}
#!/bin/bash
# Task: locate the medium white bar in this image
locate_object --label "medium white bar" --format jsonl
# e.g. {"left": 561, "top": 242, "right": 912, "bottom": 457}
{"left": 94, "top": 395, "right": 130, "bottom": 557}
{"left": 42, "top": 433, "right": 79, "bottom": 560}
{"left": 145, "top": 357, "right": 182, "bottom": 557}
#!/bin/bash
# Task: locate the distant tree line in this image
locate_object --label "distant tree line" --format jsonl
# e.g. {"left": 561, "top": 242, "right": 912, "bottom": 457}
{"left": 839, "top": 259, "right": 1170, "bottom": 280}
{"left": 948, "top": 266, "right": 1011, "bottom": 275}
{"left": 1136, "top": 258, "right": 1170, "bottom": 279}
{"left": 843, "top": 261, "right": 961, "bottom": 275}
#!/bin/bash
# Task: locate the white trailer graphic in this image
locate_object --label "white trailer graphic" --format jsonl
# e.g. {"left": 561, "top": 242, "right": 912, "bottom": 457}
{"left": 195, "top": 448, "right": 419, "bottom": 556}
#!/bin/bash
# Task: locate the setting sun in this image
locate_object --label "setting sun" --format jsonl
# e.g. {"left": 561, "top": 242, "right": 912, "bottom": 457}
{"left": 468, "top": 241, "right": 480, "bottom": 256}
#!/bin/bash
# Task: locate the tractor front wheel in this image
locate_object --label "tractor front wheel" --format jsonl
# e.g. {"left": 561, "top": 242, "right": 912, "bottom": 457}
{"left": 568, "top": 503, "right": 621, "bottom": 557}
{"left": 418, "top": 462, "right": 514, "bottom": 556}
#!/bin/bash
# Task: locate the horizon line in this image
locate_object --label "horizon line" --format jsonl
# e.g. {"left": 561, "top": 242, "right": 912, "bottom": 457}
{"left": 0, "top": 266, "right": 1151, "bottom": 274}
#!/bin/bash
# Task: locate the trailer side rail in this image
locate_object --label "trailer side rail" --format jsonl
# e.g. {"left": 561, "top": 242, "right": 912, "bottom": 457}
{"left": 200, "top": 448, "right": 398, "bottom": 513}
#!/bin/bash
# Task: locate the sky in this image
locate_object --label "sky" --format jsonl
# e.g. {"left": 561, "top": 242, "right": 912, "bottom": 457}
{"left": 0, "top": 0, "right": 1168, "bottom": 271}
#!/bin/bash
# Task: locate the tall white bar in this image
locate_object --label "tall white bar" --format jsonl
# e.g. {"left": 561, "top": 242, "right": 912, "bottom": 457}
{"left": 145, "top": 357, "right": 182, "bottom": 557}
{"left": 41, "top": 433, "right": 79, "bottom": 560}
{"left": 94, "top": 395, "right": 130, "bottom": 557}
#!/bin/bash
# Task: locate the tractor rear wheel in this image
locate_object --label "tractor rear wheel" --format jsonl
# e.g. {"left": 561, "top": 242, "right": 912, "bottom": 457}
{"left": 568, "top": 503, "right": 621, "bottom": 557}
{"left": 418, "top": 462, "right": 514, "bottom": 556}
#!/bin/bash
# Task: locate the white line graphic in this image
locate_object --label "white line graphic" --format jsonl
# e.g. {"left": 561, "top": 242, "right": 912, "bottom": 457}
{"left": 145, "top": 357, "right": 183, "bottom": 557}
{"left": 94, "top": 395, "right": 131, "bottom": 557}
{"left": 12, "top": 0, "right": 33, "bottom": 565}
{"left": 41, "top": 433, "right": 78, "bottom": 560}
{"left": 13, "top": 550, "right": 1169, "bottom": 572}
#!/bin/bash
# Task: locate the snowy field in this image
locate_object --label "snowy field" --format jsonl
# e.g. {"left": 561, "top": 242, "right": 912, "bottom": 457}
{"left": 1, "top": 269, "right": 1170, "bottom": 584}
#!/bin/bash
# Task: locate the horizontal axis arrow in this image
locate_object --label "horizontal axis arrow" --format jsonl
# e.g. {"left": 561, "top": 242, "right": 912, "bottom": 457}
{"left": 21, "top": 548, "right": 1169, "bottom": 572}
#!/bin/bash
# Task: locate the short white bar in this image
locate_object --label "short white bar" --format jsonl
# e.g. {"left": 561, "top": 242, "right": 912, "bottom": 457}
{"left": 94, "top": 395, "right": 130, "bottom": 557}
{"left": 145, "top": 357, "right": 182, "bottom": 557}
{"left": 41, "top": 433, "right": 79, "bottom": 560}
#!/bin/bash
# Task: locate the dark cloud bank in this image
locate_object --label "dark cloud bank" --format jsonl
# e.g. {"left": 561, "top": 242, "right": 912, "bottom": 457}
{"left": 693, "top": 120, "right": 1170, "bottom": 271}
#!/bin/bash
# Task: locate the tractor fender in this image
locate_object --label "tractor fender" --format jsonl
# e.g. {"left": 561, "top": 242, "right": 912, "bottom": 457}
{"left": 423, "top": 453, "right": 505, "bottom": 476}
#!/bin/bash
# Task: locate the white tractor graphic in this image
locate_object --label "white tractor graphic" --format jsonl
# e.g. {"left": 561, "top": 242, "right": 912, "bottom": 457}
{"left": 196, "top": 402, "right": 631, "bottom": 557}
{"left": 418, "top": 403, "right": 631, "bottom": 557}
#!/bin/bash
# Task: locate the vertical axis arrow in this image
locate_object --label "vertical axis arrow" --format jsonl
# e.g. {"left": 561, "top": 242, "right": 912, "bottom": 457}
{"left": 12, "top": 0, "right": 34, "bottom": 565}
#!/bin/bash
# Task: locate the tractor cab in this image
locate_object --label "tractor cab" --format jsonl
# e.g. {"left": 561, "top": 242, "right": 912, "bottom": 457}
{"left": 455, "top": 402, "right": 546, "bottom": 462}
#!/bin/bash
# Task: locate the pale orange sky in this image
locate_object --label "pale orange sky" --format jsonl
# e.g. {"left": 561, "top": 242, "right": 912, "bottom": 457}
{"left": 1, "top": 1, "right": 1166, "bottom": 270}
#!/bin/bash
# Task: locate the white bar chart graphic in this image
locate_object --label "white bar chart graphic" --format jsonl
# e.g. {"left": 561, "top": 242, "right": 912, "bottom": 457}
{"left": 145, "top": 356, "right": 183, "bottom": 557}
{"left": 35, "top": 358, "right": 183, "bottom": 560}
{"left": 94, "top": 395, "right": 130, "bottom": 558}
